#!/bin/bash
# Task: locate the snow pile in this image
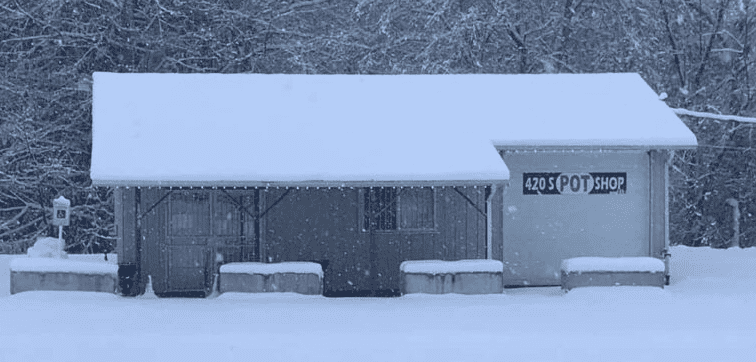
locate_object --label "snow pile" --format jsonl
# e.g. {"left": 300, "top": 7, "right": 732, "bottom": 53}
{"left": 25, "top": 237, "right": 68, "bottom": 259}
{"left": 10, "top": 258, "right": 117, "bottom": 275}
{"left": 561, "top": 257, "right": 665, "bottom": 273}
{"left": 400, "top": 259, "right": 504, "bottom": 274}
{"left": 220, "top": 262, "right": 323, "bottom": 278}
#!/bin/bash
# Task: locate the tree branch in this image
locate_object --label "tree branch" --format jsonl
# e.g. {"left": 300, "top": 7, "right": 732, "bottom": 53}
{"left": 672, "top": 108, "right": 756, "bottom": 124}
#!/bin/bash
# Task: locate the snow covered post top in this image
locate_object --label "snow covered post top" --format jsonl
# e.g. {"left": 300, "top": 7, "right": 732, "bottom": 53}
{"left": 26, "top": 237, "right": 68, "bottom": 259}
{"left": 400, "top": 260, "right": 504, "bottom": 274}
{"left": 560, "top": 257, "right": 665, "bottom": 274}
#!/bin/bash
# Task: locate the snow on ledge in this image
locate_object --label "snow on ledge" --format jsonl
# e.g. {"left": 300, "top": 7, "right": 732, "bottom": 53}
{"left": 10, "top": 257, "right": 118, "bottom": 275}
{"left": 220, "top": 262, "right": 323, "bottom": 278}
{"left": 561, "top": 257, "right": 665, "bottom": 273}
{"left": 400, "top": 260, "right": 504, "bottom": 274}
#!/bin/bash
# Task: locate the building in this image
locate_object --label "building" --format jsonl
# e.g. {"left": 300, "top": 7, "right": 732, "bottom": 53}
{"left": 90, "top": 73, "right": 697, "bottom": 296}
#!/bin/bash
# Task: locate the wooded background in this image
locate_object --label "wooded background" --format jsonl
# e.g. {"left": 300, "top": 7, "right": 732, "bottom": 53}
{"left": 1, "top": 0, "right": 754, "bottom": 253}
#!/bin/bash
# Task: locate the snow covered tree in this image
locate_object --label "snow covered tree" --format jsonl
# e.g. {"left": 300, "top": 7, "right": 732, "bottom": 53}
{"left": 2, "top": 0, "right": 756, "bottom": 251}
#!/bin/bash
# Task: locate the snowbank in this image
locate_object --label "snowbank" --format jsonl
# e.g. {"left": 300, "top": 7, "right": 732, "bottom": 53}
{"left": 216, "top": 292, "right": 324, "bottom": 301}
{"left": 560, "top": 257, "right": 665, "bottom": 273}
{"left": 400, "top": 259, "right": 504, "bottom": 274}
{"left": 0, "top": 246, "right": 754, "bottom": 362}
{"left": 10, "top": 258, "right": 118, "bottom": 275}
{"left": 220, "top": 262, "right": 323, "bottom": 278}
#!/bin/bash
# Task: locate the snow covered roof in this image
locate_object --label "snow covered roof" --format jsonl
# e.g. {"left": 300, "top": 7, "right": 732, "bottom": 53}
{"left": 91, "top": 73, "right": 695, "bottom": 187}
{"left": 483, "top": 73, "right": 698, "bottom": 149}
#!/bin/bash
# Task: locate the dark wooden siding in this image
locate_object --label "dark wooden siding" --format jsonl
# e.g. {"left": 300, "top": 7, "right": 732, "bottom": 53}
{"left": 491, "top": 183, "right": 506, "bottom": 263}
{"left": 136, "top": 188, "right": 261, "bottom": 296}
{"left": 369, "top": 187, "right": 488, "bottom": 291}
{"left": 262, "top": 188, "right": 370, "bottom": 294}
{"left": 113, "top": 188, "right": 124, "bottom": 261}
{"left": 139, "top": 188, "right": 169, "bottom": 294}
{"left": 117, "top": 188, "right": 138, "bottom": 265}
{"left": 437, "top": 187, "right": 487, "bottom": 260}
{"left": 262, "top": 187, "right": 488, "bottom": 293}
{"left": 129, "top": 186, "right": 491, "bottom": 296}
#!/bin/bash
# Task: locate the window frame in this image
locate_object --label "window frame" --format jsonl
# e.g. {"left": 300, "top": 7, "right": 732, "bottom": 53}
{"left": 166, "top": 189, "right": 257, "bottom": 238}
{"left": 359, "top": 187, "right": 437, "bottom": 233}
{"left": 168, "top": 190, "right": 212, "bottom": 237}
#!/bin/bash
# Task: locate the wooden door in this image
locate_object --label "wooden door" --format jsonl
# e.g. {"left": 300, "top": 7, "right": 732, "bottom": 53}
{"left": 166, "top": 190, "right": 211, "bottom": 294}
{"left": 366, "top": 187, "right": 436, "bottom": 295}
{"left": 162, "top": 190, "right": 260, "bottom": 296}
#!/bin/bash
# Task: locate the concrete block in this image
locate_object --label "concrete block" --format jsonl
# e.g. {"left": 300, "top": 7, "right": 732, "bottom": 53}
{"left": 561, "top": 271, "right": 665, "bottom": 291}
{"left": 220, "top": 272, "right": 322, "bottom": 295}
{"left": 401, "top": 272, "right": 503, "bottom": 295}
{"left": 11, "top": 271, "right": 117, "bottom": 295}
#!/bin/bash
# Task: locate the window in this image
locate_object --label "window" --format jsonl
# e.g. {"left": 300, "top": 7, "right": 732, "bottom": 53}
{"left": 170, "top": 191, "right": 210, "bottom": 236}
{"left": 213, "top": 193, "right": 244, "bottom": 236}
{"left": 399, "top": 188, "right": 434, "bottom": 229}
{"left": 363, "top": 187, "right": 434, "bottom": 231}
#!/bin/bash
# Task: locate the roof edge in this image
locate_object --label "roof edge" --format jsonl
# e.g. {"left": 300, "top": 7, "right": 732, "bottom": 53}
{"left": 91, "top": 179, "right": 510, "bottom": 188}
{"left": 494, "top": 145, "right": 698, "bottom": 152}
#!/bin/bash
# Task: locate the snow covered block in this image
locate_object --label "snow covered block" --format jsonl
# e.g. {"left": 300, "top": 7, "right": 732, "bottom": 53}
{"left": 560, "top": 257, "right": 666, "bottom": 291}
{"left": 400, "top": 260, "right": 504, "bottom": 295}
{"left": 219, "top": 262, "right": 323, "bottom": 295}
{"left": 9, "top": 258, "right": 117, "bottom": 295}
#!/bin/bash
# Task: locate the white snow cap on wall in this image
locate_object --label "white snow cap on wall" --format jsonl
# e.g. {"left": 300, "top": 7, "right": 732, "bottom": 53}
{"left": 561, "top": 257, "right": 666, "bottom": 273}
{"left": 220, "top": 262, "right": 323, "bottom": 278}
{"left": 10, "top": 258, "right": 118, "bottom": 275}
{"left": 91, "top": 73, "right": 695, "bottom": 187}
{"left": 400, "top": 259, "right": 504, "bottom": 274}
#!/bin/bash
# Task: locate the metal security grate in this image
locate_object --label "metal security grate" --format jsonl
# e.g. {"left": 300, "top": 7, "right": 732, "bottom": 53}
{"left": 363, "top": 187, "right": 435, "bottom": 231}
{"left": 364, "top": 188, "right": 398, "bottom": 231}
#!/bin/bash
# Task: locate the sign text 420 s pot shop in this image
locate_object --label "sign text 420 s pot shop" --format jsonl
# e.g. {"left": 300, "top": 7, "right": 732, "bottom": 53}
{"left": 522, "top": 172, "right": 627, "bottom": 195}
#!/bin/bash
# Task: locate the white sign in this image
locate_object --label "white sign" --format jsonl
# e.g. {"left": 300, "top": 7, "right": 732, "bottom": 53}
{"left": 52, "top": 196, "right": 71, "bottom": 226}
{"left": 523, "top": 172, "right": 627, "bottom": 195}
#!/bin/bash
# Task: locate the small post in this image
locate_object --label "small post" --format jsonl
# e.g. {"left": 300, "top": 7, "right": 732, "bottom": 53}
{"left": 726, "top": 198, "right": 740, "bottom": 248}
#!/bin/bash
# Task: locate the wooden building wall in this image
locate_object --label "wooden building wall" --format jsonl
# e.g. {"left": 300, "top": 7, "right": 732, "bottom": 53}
{"left": 262, "top": 188, "right": 370, "bottom": 295}
{"left": 263, "top": 187, "right": 491, "bottom": 295}
{"left": 121, "top": 185, "right": 496, "bottom": 296}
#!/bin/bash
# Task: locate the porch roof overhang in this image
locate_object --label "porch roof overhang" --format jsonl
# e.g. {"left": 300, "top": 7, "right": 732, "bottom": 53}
{"left": 91, "top": 73, "right": 696, "bottom": 188}
{"left": 95, "top": 179, "right": 508, "bottom": 188}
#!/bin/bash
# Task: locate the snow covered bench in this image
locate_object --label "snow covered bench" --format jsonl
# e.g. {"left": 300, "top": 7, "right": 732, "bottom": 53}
{"left": 10, "top": 258, "right": 118, "bottom": 295}
{"left": 219, "top": 262, "right": 323, "bottom": 295}
{"left": 400, "top": 260, "right": 504, "bottom": 295}
{"left": 560, "top": 257, "right": 666, "bottom": 292}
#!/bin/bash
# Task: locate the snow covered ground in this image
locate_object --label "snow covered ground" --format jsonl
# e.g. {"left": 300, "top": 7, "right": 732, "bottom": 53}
{"left": 1, "top": 246, "right": 754, "bottom": 362}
